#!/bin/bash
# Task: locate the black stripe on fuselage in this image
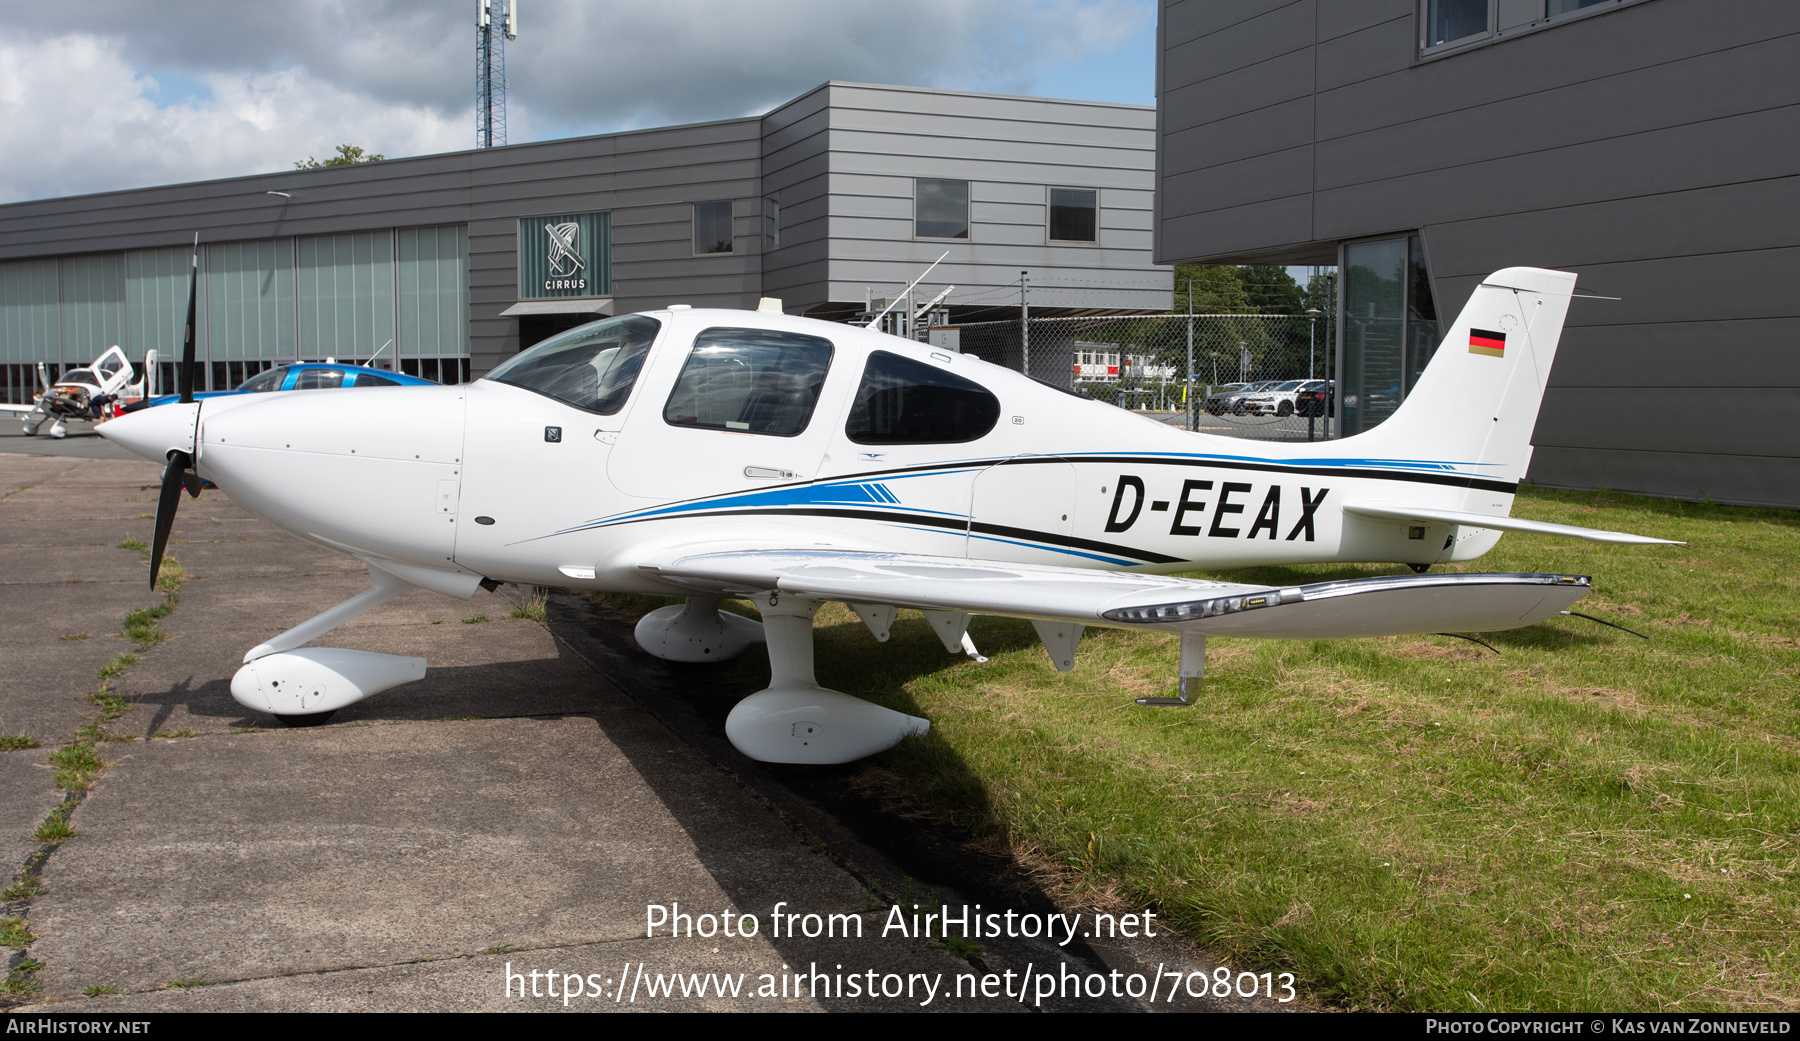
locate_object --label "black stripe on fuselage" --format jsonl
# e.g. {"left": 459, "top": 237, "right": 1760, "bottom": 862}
{"left": 843, "top": 454, "right": 1516, "bottom": 496}
{"left": 592, "top": 506, "right": 1189, "bottom": 566}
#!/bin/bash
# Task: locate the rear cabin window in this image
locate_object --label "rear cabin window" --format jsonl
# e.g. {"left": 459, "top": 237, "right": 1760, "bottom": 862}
{"left": 663, "top": 327, "right": 833, "bottom": 437}
{"left": 485, "top": 314, "right": 661, "bottom": 415}
{"left": 293, "top": 368, "right": 344, "bottom": 390}
{"left": 352, "top": 373, "right": 400, "bottom": 388}
{"left": 845, "top": 350, "right": 1000, "bottom": 444}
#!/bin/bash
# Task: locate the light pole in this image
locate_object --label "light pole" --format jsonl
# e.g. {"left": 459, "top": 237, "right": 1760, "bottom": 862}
{"left": 1306, "top": 307, "right": 1321, "bottom": 379}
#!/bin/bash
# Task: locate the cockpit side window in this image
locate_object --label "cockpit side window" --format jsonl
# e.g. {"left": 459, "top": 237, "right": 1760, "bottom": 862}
{"left": 662, "top": 327, "right": 833, "bottom": 437}
{"left": 845, "top": 350, "right": 1000, "bottom": 444}
{"left": 485, "top": 314, "right": 662, "bottom": 415}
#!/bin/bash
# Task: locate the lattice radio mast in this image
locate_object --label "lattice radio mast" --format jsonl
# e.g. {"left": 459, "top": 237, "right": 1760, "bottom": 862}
{"left": 476, "top": 0, "right": 517, "bottom": 148}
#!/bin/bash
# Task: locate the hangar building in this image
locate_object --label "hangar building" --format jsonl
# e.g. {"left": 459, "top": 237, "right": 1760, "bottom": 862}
{"left": 1156, "top": 0, "right": 1800, "bottom": 508}
{"left": 0, "top": 82, "right": 1169, "bottom": 399}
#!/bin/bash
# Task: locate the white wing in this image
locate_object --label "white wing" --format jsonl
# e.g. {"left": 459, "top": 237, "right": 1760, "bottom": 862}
{"left": 0, "top": 403, "right": 43, "bottom": 418}
{"left": 638, "top": 549, "right": 1590, "bottom": 638}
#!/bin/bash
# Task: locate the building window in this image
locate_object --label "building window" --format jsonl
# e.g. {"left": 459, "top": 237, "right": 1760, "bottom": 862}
{"left": 1547, "top": 0, "right": 1609, "bottom": 15}
{"left": 915, "top": 179, "right": 969, "bottom": 240}
{"left": 1423, "top": 0, "right": 1490, "bottom": 48}
{"left": 1048, "top": 188, "right": 1097, "bottom": 243}
{"left": 693, "top": 201, "right": 734, "bottom": 255}
{"left": 763, "top": 196, "right": 780, "bottom": 251}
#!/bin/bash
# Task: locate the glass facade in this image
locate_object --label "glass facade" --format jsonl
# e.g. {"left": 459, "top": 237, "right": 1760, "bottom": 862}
{"left": 1339, "top": 234, "right": 1439, "bottom": 436}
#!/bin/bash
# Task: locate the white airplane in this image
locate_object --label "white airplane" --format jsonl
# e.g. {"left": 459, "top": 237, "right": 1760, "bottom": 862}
{"left": 2, "top": 346, "right": 156, "bottom": 438}
{"left": 100, "top": 264, "right": 1676, "bottom": 764}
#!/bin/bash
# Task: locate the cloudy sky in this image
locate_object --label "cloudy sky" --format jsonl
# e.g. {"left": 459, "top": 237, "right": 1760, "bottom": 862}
{"left": 0, "top": 0, "right": 1156, "bottom": 204}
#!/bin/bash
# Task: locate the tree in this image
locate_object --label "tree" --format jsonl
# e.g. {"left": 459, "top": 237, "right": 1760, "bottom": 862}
{"left": 1237, "top": 264, "right": 1305, "bottom": 314}
{"left": 1170, "top": 264, "right": 1251, "bottom": 313}
{"left": 295, "top": 144, "right": 385, "bottom": 170}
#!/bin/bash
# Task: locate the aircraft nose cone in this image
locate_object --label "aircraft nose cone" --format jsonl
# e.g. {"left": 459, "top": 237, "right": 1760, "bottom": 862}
{"left": 100, "top": 401, "right": 199, "bottom": 462}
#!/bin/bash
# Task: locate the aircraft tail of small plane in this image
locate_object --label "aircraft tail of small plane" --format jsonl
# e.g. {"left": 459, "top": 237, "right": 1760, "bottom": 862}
{"left": 1336, "top": 266, "right": 1576, "bottom": 490}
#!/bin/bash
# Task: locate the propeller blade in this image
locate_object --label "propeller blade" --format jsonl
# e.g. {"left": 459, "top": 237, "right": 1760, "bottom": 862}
{"left": 183, "top": 469, "right": 202, "bottom": 498}
{"left": 179, "top": 237, "right": 198, "bottom": 405}
{"left": 150, "top": 450, "right": 192, "bottom": 588}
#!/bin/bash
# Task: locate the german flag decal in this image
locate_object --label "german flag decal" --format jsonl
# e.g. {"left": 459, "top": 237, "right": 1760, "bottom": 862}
{"left": 1468, "top": 328, "right": 1507, "bottom": 358}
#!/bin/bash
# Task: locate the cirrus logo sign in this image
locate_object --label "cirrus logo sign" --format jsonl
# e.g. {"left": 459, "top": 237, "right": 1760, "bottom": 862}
{"left": 544, "top": 221, "right": 585, "bottom": 291}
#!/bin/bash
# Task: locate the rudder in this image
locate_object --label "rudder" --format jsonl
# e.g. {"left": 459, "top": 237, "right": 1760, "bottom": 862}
{"left": 1341, "top": 266, "right": 1576, "bottom": 489}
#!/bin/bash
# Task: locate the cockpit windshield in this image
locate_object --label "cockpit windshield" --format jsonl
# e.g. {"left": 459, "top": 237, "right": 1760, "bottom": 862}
{"left": 484, "top": 315, "right": 661, "bottom": 415}
{"left": 60, "top": 369, "right": 100, "bottom": 388}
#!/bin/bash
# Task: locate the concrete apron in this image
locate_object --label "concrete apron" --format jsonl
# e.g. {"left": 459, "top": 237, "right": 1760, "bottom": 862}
{"left": 0, "top": 455, "right": 1002, "bottom": 1012}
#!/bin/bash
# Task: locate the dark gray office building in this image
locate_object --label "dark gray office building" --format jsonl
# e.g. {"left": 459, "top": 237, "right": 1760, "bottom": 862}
{"left": 0, "top": 82, "right": 1168, "bottom": 401}
{"left": 1156, "top": 0, "right": 1800, "bottom": 507}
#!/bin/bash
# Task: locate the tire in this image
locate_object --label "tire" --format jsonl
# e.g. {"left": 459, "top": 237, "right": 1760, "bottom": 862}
{"left": 1276, "top": 401, "right": 1294, "bottom": 417}
{"left": 1232, "top": 400, "right": 1248, "bottom": 415}
{"left": 274, "top": 710, "right": 337, "bottom": 728}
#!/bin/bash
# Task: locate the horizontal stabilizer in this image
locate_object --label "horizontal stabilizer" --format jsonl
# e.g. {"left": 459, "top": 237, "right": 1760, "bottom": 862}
{"left": 638, "top": 549, "right": 1590, "bottom": 639}
{"left": 1344, "top": 502, "right": 1682, "bottom": 545}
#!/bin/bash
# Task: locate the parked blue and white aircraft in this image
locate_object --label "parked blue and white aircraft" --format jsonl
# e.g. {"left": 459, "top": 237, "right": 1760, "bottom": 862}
{"left": 100, "top": 265, "right": 1676, "bottom": 763}
{"left": 125, "top": 362, "right": 437, "bottom": 412}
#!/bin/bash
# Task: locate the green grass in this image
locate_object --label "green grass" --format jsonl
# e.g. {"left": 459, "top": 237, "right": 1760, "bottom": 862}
{"left": 1, "top": 873, "right": 44, "bottom": 901}
{"left": 59, "top": 632, "right": 89, "bottom": 641}
{"left": 96, "top": 654, "right": 139, "bottom": 680}
{"left": 117, "top": 539, "right": 147, "bottom": 552}
{"left": 0, "top": 735, "right": 38, "bottom": 751}
{"left": 47, "top": 743, "right": 105, "bottom": 792}
{"left": 33, "top": 815, "right": 74, "bottom": 843}
{"left": 761, "top": 486, "right": 1800, "bottom": 1012}
{"left": 81, "top": 984, "right": 119, "bottom": 997}
{"left": 164, "top": 976, "right": 210, "bottom": 990}
{"left": 462, "top": 615, "right": 488, "bottom": 624}
{"left": 509, "top": 592, "right": 548, "bottom": 623}
{"left": 0, "top": 958, "right": 43, "bottom": 997}
{"left": 0, "top": 918, "right": 35, "bottom": 950}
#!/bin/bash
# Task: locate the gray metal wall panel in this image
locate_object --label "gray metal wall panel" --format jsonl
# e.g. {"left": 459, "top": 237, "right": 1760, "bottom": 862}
{"left": 1534, "top": 387, "right": 1800, "bottom": 456}
{"left": 1162, "top": 96, "right": 1314, "bottom": 173}
{"left": 1425, "top": 178, "right": 1800, "bottom": 276}
{"left": 1162, "top": 2, "right": 1314, "bottom": 92}
{"left": 1162, "top": 0, "right": 1302, "bottom": 49}
{"left": 1312, "top": 106, "right": 1800, "bottom": 241}
{"left": 1315, "top": 3, "right": 1798, "bottom": 141}
{"left": 1161, "top": 146, "right": 1314, "bottom": 214}
{"left": 1528, "top": 447, "right": 1800, "bottom": 509}
{"left": 1318, "top": 0, "right": 1411, "bottom": 42}
{"left": 1312, "top": 14, "right": 1412, "bottom": 92}
{"left": 1317, "top": 35, "right": 1800, "bottom": 193}
{"left": 1160, "top": 48, "right": 1314, "bottom": 135}
{"left": 1543, "top": 319, "right": 1800, "bottom": 389}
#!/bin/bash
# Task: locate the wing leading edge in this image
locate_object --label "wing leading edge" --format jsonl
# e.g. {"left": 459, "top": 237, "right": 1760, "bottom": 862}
{"left": 639, "top": 549, "right": 1590, "bottom": 639}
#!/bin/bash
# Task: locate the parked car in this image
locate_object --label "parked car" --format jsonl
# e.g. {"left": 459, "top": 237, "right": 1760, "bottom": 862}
{"left": 1203, "top": 381, "right": 1277, "bottom": 415}
{"left": 1244, "top": 379, "right": 1329, "bottom": 417}
{"left": 1294, "top": 380, "right": 1336, "bottom": 418}
{"left": 124, "top": 363, "right": 436, "bottom": 411}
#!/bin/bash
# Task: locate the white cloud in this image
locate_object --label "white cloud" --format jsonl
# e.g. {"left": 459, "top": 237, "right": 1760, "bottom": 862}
{"left": 0, "top": 0, "right": 1153, "bottom": 204}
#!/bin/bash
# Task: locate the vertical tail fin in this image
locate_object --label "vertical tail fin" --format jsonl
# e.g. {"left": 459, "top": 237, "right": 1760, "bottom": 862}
{"left": 1344, "top": 267, "right": 1576, "bottom": 489}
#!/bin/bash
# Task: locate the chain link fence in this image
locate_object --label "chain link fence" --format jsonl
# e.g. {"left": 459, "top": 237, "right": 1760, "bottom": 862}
{"left": 949, "top": 312, "right": 1339, "bottom": 442}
